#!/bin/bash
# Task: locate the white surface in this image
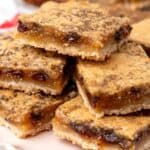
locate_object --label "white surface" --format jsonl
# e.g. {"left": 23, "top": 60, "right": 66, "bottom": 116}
{"left": 0, "top": 126, "right": 79, "bottom": 150}
{"left": 0, "top": 0, "right": 36, "bottom": 24}
{"left": 0, "top": 0, "right": 37, "bottom": 32}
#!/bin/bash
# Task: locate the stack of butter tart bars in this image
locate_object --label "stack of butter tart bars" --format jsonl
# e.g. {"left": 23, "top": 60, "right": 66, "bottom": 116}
{"left": 0, "top": 1, "right": 149, "bottom": 150}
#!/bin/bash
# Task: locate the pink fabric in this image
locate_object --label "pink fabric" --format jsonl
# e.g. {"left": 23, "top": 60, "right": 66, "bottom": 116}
{"left": 0, "top": 14, "right": 19, "bottom": 29}
{"left": 0, "top": 0, "right": 36, "bottom": 32}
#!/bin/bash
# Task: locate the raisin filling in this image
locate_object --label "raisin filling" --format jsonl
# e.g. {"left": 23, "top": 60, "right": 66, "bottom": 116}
{"left": 77, "top": 73, "right": 148, "bottom": 110}
{"left": 17, "top": 21, "right": 40, "bottom": 32}
{"left": 31, "top": 71, "right": 49, "bottom": 82}
{"left": 115, "top": 25, "right": 132, "bottom": 41}
{"left": 64, "top": 32, "right": 81, "bottom": 43}
{"left": 18, "top": 21, "right": 30, "bottom": 32}
{"left": 70, "top": 122, "right": 131, "bottom": 149}
{"left": 2, "top": 69, "right": 24, "bottom": 79}
{"left": 0, "top": 68, "right": 64, "bottom": 91}
{"left": 31, "top": 111, "right": 42, "bottom": 122}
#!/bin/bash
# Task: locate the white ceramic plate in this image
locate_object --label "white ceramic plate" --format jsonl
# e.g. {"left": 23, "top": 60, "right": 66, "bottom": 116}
{"left": 0, "top": 126, "right": 79, "bottom": 150}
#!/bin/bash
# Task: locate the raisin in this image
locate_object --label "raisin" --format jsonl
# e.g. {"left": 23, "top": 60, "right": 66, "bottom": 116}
{"left": 31, "top": 111, "right": 41, "bottom": 121}
{"left": 3, "top": 69, "right": 24, "bottom": 79}
{"left": 64, "top": 32, "right": 81, "bottom": 43}
{"left": 101, "top": 130, "right": 120, "bottom": 143}
{"left": 104, "top": 54, "right": 110, "bottom": 61}
{"left": 70, "top": 122, "right": 98, "bottom": 137}
{"left": 31, "top": 71, "right": 49, "bottom": 82}
{"left": 135, "top": 132, "right": 143, "bottom": 143}
{"left": 17, "top": 21, "right": 29, "bottom": 32}
{"left": 37, "top": 90, "right": 50, "bottom": 98}
{"left": 139, "top": 5, "right": 150, "bottom": 11}
{"left": 115, "top": 25, "right": 132, "bottom": 41}
{"left": 70, "top": 122, "right": 130, "bottom": 149}
{"left": 130, "top": 87, "right": 141, "bottom": 97}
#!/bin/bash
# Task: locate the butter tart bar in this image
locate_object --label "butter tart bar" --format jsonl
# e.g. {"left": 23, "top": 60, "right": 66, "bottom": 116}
{"left": 0, "top": 32, "right": 68, "bottom": 95}
{"left": 130, "top": 19, "right": 150, "bottom": 57}
{"left": 106, "top": 3, "right": 150, "bottom": 24}
{"left": 16, "top": 1, "right": 131, "bottom": 61}
{"left": 88, "top": 0, "right": 150, "bottom": 23}
{"left": 76, "top": 42, "right": 150, "bottom": 116}
{"left": 0, "top": 89, "right": 69, "bottom": 138}
{"left": 53, "top": 96, "right": 150, "bottom": 150}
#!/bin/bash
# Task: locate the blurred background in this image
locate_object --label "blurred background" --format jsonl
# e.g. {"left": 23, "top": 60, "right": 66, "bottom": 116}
{"left": 0, "top": 0, "right": 150, "bottom": 32}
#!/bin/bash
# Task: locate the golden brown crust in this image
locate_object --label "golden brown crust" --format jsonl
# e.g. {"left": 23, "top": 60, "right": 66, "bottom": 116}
{"left": 53, "top": 96, "right": 150, "bottom": 150}
{"left": 0, "top": 115, "right": 52, "bottom": 138}
{"left": 128, "top": 0, "right": 150, "bottom": 11}
{"left": 129, "top": 19, "right": 150, "bottom": 57}
{"left": 17, "top": 1, "right": 131, "bottom": 61}
{"left": 130, "top": 19, "right": 150, "bottom": 47}
{"left": 0, "top": 89, "right": 67, "bottom": 137}
{"left": 53, "top": 118, "right": 150, "bottom": 150}
{"left": 76, "top": 42, "right": 150, "bottom": 115}
{"left": 0, "top": 32, "right": 68, "bottom": 95}
{"left": 77, "top": 79, "right": 150, "bottom": 116}
{"left": 107, "top": 4, "right": 150, "bottom": 24}
{"left": 53, "top": 118, "right": 126, "bottom": 150}
{"left": 79, "top": 0, "right": 150, "bottom": 24}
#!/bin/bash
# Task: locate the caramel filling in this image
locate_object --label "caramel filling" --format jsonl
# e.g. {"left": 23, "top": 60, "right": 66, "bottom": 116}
{"left": 54, "top": 117, "right": 137, "bottom": 149}
{"left": 86, "top": 89, "right": 150, "bottom": 112}
{"left": 69, "top": 120, "right": 150, "bottom": 150}
{"left": 53, "top": 118, "right": 118, "bottom": 150}
{"left": 69, "top": 121, "right": 131, "bottom": 149}
{"left": 1, "top": 104, "right": 59, "bottom": 135}
{"left": 17, "top": 21, "right": 131, "bottom": 51}
{"left": 77, "top": 74, "right": 150, "bottom": 113}
{"left": 0, "top": 68, "right": 66, "bottom": 92}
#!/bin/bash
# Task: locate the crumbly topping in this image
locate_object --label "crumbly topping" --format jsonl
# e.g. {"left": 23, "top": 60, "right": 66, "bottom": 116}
{"left": 57, "top": 96, "right": 150, "bottom": 141}
{"left": 77, "top": 42, "right": 150, "bottom": 95}
{"left": 0, "top": 89, "right": 63, "bottom": 123}
{"left": 19, "top": 1, "right": 130, "bottom": 47}
{"left": 129, "top": 19, "right": 150, "bottom": 48}
{"left": 0, "top": 33, "right": 66, "bottom": 76}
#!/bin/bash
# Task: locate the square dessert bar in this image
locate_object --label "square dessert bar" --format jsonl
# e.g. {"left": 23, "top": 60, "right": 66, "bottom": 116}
{"left": 16, "top": 1, "right": 131, "bottom": 61}
{"left": 0, "top": 32, "right": 68, "bottom": 95}
{"left": 0, "top": 89, "right": 67, "bottom": 138}
{"left": 76, "top": 42, "right": 150, "bottom": 116}
{"left": 106, "top": 3, "right": 150, "bottom": 24}
{"left": 130, "top": 19, "right": 150, "bottom": 57}
{"left": 53, "top": 96, "right": 150, "bottom": 150}
{"left": 130, "top": 0, "right": 150, "bottom": 11}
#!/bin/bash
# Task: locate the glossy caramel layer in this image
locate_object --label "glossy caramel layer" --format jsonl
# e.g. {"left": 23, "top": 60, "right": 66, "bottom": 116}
{"left": 53, "top": 96, "right": 150, "bottom": 150}
{"left": 0, "top": 32, "right": 68, "bottom": 94}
